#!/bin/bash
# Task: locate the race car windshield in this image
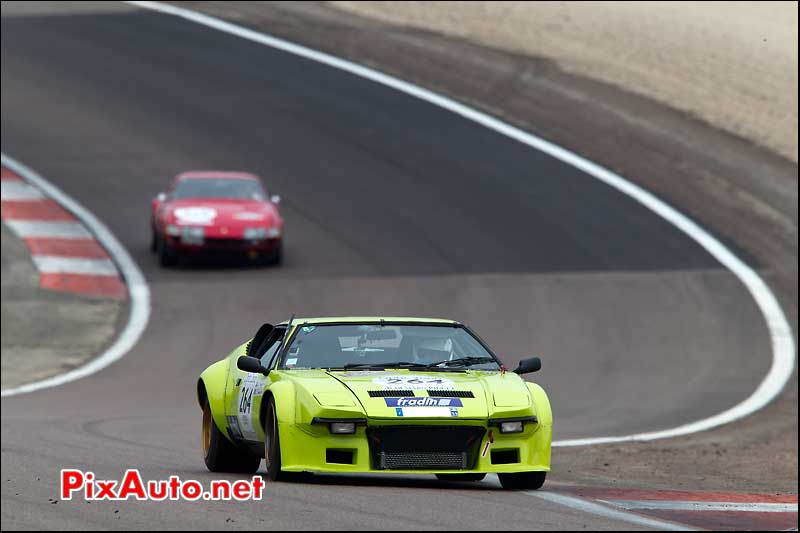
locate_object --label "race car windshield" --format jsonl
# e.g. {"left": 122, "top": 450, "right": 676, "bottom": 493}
{"left": 172, "top": 178, "right": 266, "bottom": 200}
{"left": 279, "top": 324, "right": 501, "bottom": 371}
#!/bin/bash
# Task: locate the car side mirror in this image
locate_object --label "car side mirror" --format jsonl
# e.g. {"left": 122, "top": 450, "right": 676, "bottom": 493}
{"left": 270, "top": 194, "right": 281, "bottom": 205}
{"left": 156, "top": 192, "right": 167, "bottom": 202}
{"left": 512, "top": 357, "right": 541, "bottom": 374}
{"left": 237, "top": 355, "right": 269, "bottom": 376}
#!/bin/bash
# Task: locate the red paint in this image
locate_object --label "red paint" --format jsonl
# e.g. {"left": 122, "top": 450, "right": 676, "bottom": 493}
{"left": 2, "top": 165, "right": 127, "bottom": 300}
{"left": 152, "top": 172, "right": 283, "bottom": 251}
{"left": 25, "top": 238, "right": 110, "bottom": 259}
{"left": 40, "top": 273, "right": 126, "bottom": 300}
{"left": 1, "top": 199, "right": 75, "bottom": 221}
{"left": 157, "top": 199, "right": 281, "bottom": 238}
{"left": 554, "top": 486, "right": 797, "bottom": 531}
{"left": 558, "top": 486, "right": 798, "bottom": 504}
{"left": 1, "top": 167, "right": 22, "bottom": 181}
{"left": 640, "top": 509, "right": 798, "bottom": 531}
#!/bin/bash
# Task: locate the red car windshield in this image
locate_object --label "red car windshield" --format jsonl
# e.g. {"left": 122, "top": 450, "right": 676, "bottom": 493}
{"left": 172, "top": 178, "right": 265, "bottom": 201}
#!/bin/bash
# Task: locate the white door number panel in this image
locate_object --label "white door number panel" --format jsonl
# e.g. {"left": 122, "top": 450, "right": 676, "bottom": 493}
{"left": 237, "top": 373, "right": 263, "bottom": 440}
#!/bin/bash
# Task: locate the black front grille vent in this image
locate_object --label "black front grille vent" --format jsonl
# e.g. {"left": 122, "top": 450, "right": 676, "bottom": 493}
{"left": 367, "top": 426, "right": 486, "bottom": 470}
{"left": 368, "top": 390, "right": 414, "bottom": 397}
{"left": 427, "top": 390, "right": 474, "bottom": 398}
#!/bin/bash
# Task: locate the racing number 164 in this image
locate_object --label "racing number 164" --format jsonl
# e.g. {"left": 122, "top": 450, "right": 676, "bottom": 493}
{"left": 239, "top": 388, "right": 253, "bottom": 414}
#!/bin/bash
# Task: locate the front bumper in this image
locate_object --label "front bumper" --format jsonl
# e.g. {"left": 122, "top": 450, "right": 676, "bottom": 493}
{"left": 277, "top": 417, "right": 551, "bottom": 474}
{"left": 165, "top": 235, "right": 281, "bottom": 255}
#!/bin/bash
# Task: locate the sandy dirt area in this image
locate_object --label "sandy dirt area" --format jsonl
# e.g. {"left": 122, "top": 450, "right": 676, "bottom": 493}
{"left": 0, "top": 224, "right": 123, "bottom": 390}
{"left": 333, "top": 1, "right": 799, "bottom": 162}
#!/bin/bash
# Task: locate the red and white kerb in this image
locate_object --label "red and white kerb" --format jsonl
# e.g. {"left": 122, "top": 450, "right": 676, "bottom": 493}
{"left": 1, "top": 166, "right": 126, "bottom": 299}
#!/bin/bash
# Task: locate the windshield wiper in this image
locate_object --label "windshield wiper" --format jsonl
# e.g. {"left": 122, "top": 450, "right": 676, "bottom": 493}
{"left": 425, "top": 356, "right": 496, "bottom": 368}
{"left": 342, "top": 361, "right": 433, "bottom": 370}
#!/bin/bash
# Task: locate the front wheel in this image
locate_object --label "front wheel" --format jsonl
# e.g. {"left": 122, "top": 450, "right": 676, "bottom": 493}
{"left": 157, "top": 235, "right": 178, "bottom": 267}
{"left": 202, "top": 401, "right": 260, "bottom": 473}
{"left": 264, "top": 397, "right": 286, "bottom": 481}
{"left": 268, "top": 241, "right": 283, "bottom": 266}
{"left": 150, "top": 228, "right": 157, "bottom": 253}
{"left": 498, "top": 471, "right": 546, "bottom": 490}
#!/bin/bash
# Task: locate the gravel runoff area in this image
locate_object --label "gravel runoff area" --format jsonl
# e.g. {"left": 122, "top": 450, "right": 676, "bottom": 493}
{"left": 334, "top": 1, "right": 799, "bottom": 162}
{"left": 0, "top": 223, "right": 123, "bottom": 390}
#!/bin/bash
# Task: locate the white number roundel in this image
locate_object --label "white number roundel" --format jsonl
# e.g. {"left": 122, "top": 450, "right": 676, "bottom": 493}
{"left": 174, "top": 207, "right": 217, "bottom": 225}
{"left": 373, "top": 375, "right": 455, "bottom": 390}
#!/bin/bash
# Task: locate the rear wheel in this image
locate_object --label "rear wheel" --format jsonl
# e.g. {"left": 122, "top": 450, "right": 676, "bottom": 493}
{"left": 436, "top": 473, "right": 486, "bottom": 482}
{"left": 498, "top": 471, "right": 546, "bottom": 490}
{"left": 202, "top": 401, "right": 260, "bottom": 473}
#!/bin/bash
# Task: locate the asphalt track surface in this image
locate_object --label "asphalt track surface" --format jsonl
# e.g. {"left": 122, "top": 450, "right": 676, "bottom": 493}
{"left": 0, "top": 2, "right": 774, "bottom": 529}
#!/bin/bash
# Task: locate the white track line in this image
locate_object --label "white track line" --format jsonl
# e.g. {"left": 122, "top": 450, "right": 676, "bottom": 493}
{"left": 1, "top": 154, "right": 151, "bottom": 397}
{"left": 601, "top": 499, "right": 798, "bottom": 513}
{"left": 4, "top": 219, "right": 91, "bottom": 239}
{"left": 1, "top": 180, "right": 44, "bottom": 200}
{"left": 125, "top": 1, "right": 795, "bottom": 446}
{"left": 531, "top": 491, "right": 697, "bottom": 531}
{"left": 32, "top": 256, "right": 119, "bottom": 276}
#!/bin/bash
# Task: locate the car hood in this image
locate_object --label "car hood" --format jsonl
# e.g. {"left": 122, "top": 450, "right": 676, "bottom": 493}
{"left": 301, "top": 370, "right": 533, "bottom": 419}
{"left": 165, "top": 199, "right": 280, "bottom": 235}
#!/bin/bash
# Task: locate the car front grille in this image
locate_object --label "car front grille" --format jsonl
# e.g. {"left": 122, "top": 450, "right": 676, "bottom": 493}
{"left": 367, "top": 425, "right": 485, "bottom": 470}
{"left": 203, "top": 238, "right": 249, "bottom": 249}
{"left": 378, "top": 451, "right": 467, "bottom": 470}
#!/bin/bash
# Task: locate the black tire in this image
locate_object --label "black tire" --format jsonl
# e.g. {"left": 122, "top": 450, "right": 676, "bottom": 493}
{"left": 268, "top": 241, "right": 283, "bottom": 266}
{"left": 264, "top": 396, "right": 286, "bottom": 481}
{"left": 157, "top": 235, "right": 177, "bottom": 267}
{"left": 202, "top": 401, "right": 261, "bottom": 474}
{"left": 435, "top": 473, "right": 486, "bottom": 482}
{"left": 497, "top": 471, "right": 547, "bottom": 490}
{"left": 150, "top": 226, "right": 158, "bottom": 253}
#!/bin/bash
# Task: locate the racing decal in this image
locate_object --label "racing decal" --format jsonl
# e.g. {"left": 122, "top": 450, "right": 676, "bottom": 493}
{"left": 237, "top": 374, "right": 263, "bottom": 440}
{"left": 394, "top": 406, "right": 459, "bottom": 418}
{"left": 384, "top": 397, "right": 463, "bottom": 407}
{"left": 339, "top": 371, "right": 389, "bottom": 377}
{"left": 481, "top": 431, "right": 494, "bottom": 458}
{"left": 233, "top": 211, "right": 266, "bottom": 221}
{"left": 174, "top": 206, "right": 217, "bottom": 225}
{"left": 372, "top": 375, "right": 455, "bottom": 390}
{"left": 226, "top": 416, "right": 244, "bottom": 440}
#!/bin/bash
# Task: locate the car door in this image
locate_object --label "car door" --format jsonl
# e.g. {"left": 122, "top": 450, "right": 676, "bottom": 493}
{"left": 227, "top": 328, "right": 285, "bottom": 443}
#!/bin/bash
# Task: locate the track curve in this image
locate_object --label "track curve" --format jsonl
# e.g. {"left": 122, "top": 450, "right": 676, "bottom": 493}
{"left": 0, "top": 2, "right": 778, "bottom": 529}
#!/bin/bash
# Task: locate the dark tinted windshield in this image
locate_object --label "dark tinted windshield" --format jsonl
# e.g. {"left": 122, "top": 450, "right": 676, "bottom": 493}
{"left": 172, "top": 178, "right": 265, "bottom": 200}
{"left": 278, "top": 324, "right": 499, "bottom": 371}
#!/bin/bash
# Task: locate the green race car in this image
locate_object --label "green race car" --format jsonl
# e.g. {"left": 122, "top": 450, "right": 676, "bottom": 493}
{"left": 198, "top": 317, "right": 552, "bottom": 490}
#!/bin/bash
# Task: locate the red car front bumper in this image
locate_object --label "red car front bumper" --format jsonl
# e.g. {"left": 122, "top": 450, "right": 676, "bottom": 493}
{"left": 165, "top": 235, "right": 281, "bottom": 256}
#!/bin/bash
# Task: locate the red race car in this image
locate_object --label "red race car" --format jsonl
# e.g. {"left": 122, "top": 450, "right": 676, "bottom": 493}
{"left": 150, "top": 171, "right": 283, "bottom": 266}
